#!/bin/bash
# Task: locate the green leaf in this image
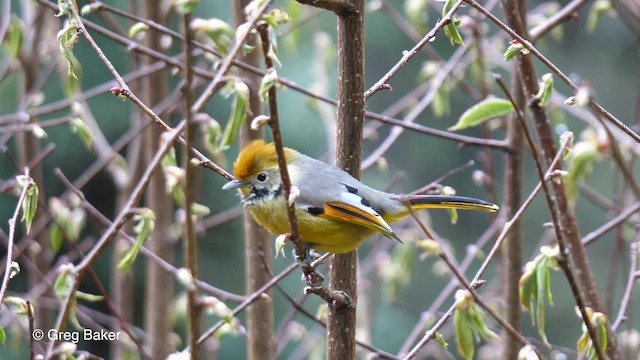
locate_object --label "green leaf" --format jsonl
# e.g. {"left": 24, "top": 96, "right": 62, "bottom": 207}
{"left": 449, "top": 98, "right": 514, "bottom": 131}
{"left": 199, "top": 114, "right": 222, "bottom": 156}
{"left": 596, "top": 315, "right": 608, "bottom": 353}
{"left": 566, "top": 140, "right": 599, "bottom": 200}
{"left": 174, "top": 0, "right": 199, "bottom": 14}
{"left": 55, "top": 0, "right": 75, "bottom": 17}
{"left": 0, "top": 326, "right": 5, "bottom": 347}
{"left": 118, "top": 210, "right": 155, "bottom": 270}
{"left": 262, "top": 8, "right": 291, "bottom": 28}
{"left": 448, "top": 208, "right": 458, "bottom": 225}
{"left": 76, "top": 291, "right": 104, "bottom": 302}
{"left": 191, "top": 18, "right": 234, "bottom": 56}
{"left": 49, "top": 223, "right": 64, "bottom": 253}
{"left": 536, "top": 73, "right": 553, "bottom": 107}
{"left": 434, "top": 331, "right": 448, "bottom": 349}
{"left": 442, "top": 0, "right": 463, "bottom": 45}
{"left": 162, "top": 146, "right": 178, "bottom": 168}
{"left": 454, "top": 309, "right": 474, "bottom": 360}
{"left": 70, "top": 118, "right": 93, "bottom": 149}
{"left": 219, "top": 80, "right": 250, "bottom": 150}
{"left": 467, "top": 304, "right": 499, "bottom": 340}
{"left": 3, "top": 297, "right": 31, "bottom": 315}
{"left": 53, "top": 265, "right": 74, "bottom": 298}
{"left": 191, "top": 202, "right": 210, "bottom": 217}
{"left": 404, "top": 0, "right": 429, "bottom": 33}
{"left": 21, "top": 181, "right": 38, "bottom": 234}
{"left": 587, "top": 0, "right": 612, "bottom": 33}
{"left": 432, "top": 86, "right": 451, "bottom": 118}
{"left": 62, "top": 55, "right": 82, "bottom": 96}
{"left": 503, "top": 40, "right": 530, "bottom": 61}
{"left": 535, "top": 260, "right": 550, "bottom": 345}
{"left": 57, "top": 20, "right": 81, "bottom": 80}
{"left": 128, "top": 22, "right": 149, "bottom": 38}
{"left": 3, "top": 16, "right": 24, "bottom": 58}
{"left": 519, "top": 263, "right": 536, "bottom": 315}
{"left": 259, "top": 68, "right": 278, "bottom": 102}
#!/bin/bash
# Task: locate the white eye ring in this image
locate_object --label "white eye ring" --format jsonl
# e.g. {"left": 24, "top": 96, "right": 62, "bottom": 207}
{"left": 257, "top": 172, "right": 268, "bottom": 182}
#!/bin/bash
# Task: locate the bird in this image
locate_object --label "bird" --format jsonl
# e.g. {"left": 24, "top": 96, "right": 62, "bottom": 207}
{"left": 223, "top": 140, "right": 498, "bottom": 254}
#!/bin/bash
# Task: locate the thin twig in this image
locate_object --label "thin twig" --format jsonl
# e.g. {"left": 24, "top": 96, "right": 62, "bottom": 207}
{"left": 466, "top": 0, "right": 640, "bottom": 144}
{"left": 54, "top": 169, "right": 245, "bottom": 302}
{"left": 61, "top": 0, "right": 232, "bottom": 181}
{"left": 191, "top": 0, "right": 275, "bottom": 113}
{"left": 44, "top": 121, "right": 186, "bottom": 358}
{"left": 612, "top": 235, "right": 640, "bottom": 329}
{"left": 0, "top": 169, "right": 32, "bottom": 307}
{"left": 365, "top": 0, "right": 465, "bottom": 98}
{"left": 192, "top": 253, "right": 332, "bottom": 347}
{"left": 582, "top": 202, "right": 640, "bottom": 246}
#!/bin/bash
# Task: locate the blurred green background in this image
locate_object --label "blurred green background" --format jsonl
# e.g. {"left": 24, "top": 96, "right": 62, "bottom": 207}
{"left": 1, "top": 0, "right": 638, "bottom": 358}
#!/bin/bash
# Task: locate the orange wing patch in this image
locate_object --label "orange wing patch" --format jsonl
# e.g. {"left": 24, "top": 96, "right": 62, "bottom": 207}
{"left": 320, "top": 202, "right": 400, "bottom": 241}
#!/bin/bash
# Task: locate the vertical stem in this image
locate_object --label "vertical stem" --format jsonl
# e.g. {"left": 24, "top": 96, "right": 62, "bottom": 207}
{"left": 327, "top": 1, "right": 364, "bottom": 359}
{"left": 182, "top": 11, "right": 200, "bottom": 359}
{"left": 501, "top": 78, "right": 524, "bottom": 360}
{"left": 111, "top": 3, "right": 142, "bottom": 357}
{"left": 496, "top": 0, "right": 619, "bottom": 357}
{"left": 141, "top": 1, "right": 174, "bottom": 358}
{"left": 19, "top": 1, "right": 52, "bottom": 331}
{"left": 232, "top": 1, "right": 275, "bottom": 359}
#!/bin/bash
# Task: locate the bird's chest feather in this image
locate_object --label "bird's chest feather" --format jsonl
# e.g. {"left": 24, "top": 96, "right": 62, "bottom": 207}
{"left": 246, "top": 197, "right": 291, "bottom": 235}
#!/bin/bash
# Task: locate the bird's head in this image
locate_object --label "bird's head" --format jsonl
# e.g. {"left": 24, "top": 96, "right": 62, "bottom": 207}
{"left": 222, "top": 140, "right": 292, "bottom": 204}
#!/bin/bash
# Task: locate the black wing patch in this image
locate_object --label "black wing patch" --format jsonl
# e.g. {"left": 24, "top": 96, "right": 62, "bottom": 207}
{"left": 307, "top": 207, "right": 324, "bottom": 215}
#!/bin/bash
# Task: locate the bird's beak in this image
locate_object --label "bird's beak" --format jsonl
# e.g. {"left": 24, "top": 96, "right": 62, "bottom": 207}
{"left": 222, "top": 179, "right": 249, "bottom": 190}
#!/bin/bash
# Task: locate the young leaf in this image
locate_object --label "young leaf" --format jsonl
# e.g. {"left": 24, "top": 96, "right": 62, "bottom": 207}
{"left": 57, "top": 20, "right": 81, "bottom": 80}
{"left": 191, "top": 18, "right": 234, "bottom": 56}
{"left": 434, "top": 331, "right": 448, "bottom": 349}
{"left": 404, "top": 0, "right": 429, "bottom": 33}
{"left": 535, "top": 259, "right": 550, "bottom": 344}
{"left": 449, "top": 98, "right": 514, "bottom": 131}
{"left": 219, "top": 80, "right": 250, "bottom": 150}
{"left": 587, "top": 0, "right": 612, "bottom": 33}
{"left": 49, "top": 223, "right": 64, "bottom": 253}
{"left": 3, "top": 16, "right": 24, "bottom": 59}
{"left": 76, "top": 291, "right": 104, "bottom": 302}
{"left": 259, "top": 67, "right": 278, "bottom": 102}
{"left": 0, "top": 326, "right": 5, "bottom": 347}
{"left": 175, "top": 0, "right": 199, "bottom": 14}
{"left": 20, "top": 180, "right": 38, "bottom": 234}
{"left": 433, "top": 86, "right": 451, "bottom": 118}
{"left": 454, "top": 308, "right": 474, "bottom": 360}
{"left": 118, "top": 209, "right": 156, "bottom": 270}
{"left": 198, "top": 114, "right": 222, "bottom": 156}
{"left": 70, "top": 117, "right": 94, "bottom": 149}
{"left": 262, "top": 9, "right": 292, "bottom": 28}
{"left": 442, "top": 0, "right": 463, "bottom": 45}
{"left": 503, "top": 40, "right": 530, "bottom": 61}
{"left": 536, "top": 73, "right": 554, "bottom": 107}
{"left": 566, "top": 140, "right": 599, "bottom": 200}
{"left": 128, "top": 22, "right": 149, "bottom": 38}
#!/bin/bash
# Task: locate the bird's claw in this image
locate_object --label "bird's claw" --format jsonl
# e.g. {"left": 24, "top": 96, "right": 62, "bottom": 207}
{"left": 301, "top": 268, "right": 325, "bottom": 287}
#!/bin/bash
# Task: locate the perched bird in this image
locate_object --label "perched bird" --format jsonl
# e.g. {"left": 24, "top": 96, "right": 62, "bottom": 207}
{"left": 223, "top": 140, "right": 498, "bottom": 254}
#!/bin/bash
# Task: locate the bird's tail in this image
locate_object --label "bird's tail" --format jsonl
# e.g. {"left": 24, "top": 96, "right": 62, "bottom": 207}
{"left": 395, "top": 195, "right": 499, "bottom": 212}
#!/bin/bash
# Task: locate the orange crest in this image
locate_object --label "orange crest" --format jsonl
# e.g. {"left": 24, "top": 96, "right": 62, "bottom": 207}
{"left": 233, "top": 140, "right": 284, "bottom": 180}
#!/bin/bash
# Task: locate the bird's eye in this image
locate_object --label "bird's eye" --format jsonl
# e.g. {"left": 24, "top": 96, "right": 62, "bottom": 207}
{"left": 256, "top": 172, "right": 268, "bottom": 182}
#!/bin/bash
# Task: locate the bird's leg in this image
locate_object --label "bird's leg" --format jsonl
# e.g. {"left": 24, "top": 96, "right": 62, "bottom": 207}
{"left": 294, "top": 246, "right": 325, "bottom": 287}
